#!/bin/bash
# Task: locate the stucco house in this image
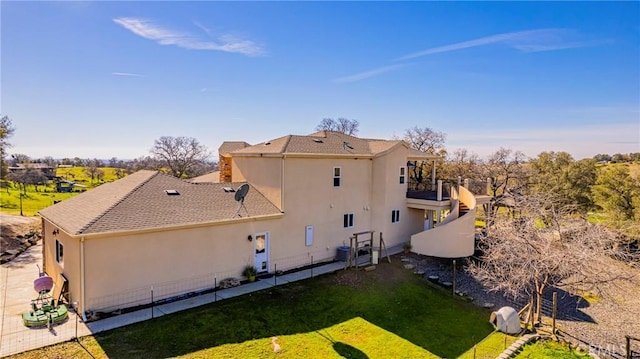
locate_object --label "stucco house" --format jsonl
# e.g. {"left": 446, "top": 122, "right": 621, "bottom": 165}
{"left": 38, "top": 130, "right": 487, "bottom": 319}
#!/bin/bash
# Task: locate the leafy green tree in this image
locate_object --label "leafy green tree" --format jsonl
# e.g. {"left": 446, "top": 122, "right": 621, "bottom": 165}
{"left": 592, "top": 165, "right": 640, "bottom": 220}
{"left": 530, "top": 151, "right": 596, "bottom": 212}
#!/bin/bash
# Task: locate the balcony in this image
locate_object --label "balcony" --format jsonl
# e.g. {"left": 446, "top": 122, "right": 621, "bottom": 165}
{"left": 406, "top": 180, "right": 452, "bottom": 210}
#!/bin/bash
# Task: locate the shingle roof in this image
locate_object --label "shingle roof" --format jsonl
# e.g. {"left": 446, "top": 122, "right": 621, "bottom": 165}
{"left": 232, "top": 131, "right": 406, "bottom": 157}
{"left": 39, "top": 171, "right": 281, "bottom": 235}
{"left": 218, "top": 141, "right": 250, "bottom": 156}
{"left": 189, "top": 171, "right": 220, "bottom": 183}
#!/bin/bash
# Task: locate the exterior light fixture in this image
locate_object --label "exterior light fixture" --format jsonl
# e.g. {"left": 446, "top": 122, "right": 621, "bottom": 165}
{"left": 247, "top": 235, "right": 253, "bottom": 242}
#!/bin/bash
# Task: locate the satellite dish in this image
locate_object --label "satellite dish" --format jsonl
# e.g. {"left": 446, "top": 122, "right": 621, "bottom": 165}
{"left": 235, "top": 183, "right": 250, "bottom": 202}
{"left": 234, "top": 184, "right": 250, "bottom": 217}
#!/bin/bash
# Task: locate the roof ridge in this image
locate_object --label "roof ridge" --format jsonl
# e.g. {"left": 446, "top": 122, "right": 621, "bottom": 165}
{"left": 78, "top": 171, "right": 160, "bottom": 234}
{"left": 281, "top": 134, "right": 293, "bottom": 152}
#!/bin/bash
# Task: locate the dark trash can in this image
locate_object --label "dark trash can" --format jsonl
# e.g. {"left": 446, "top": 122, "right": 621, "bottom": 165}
{"left": 336, "top": 246, "right": 351, "bottom": 261}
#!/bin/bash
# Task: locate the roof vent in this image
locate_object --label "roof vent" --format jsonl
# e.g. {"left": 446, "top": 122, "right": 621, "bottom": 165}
{"left": 222, "top": 187, "right": 235, "bottom": 193}
{"left": 164, "top": 190, "right": 180, "bottom": 196}
{"left": 264, "top": 141, "right": 271, "bottom": 146}
{"left": 343, "top": 141, "right": 354, "bottom": 150}
{"left": 312, "top": 138, "right": 323, "bottom": 143}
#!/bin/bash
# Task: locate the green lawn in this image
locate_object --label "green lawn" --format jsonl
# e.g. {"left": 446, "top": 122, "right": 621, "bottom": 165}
{"left": 515, "top": 339, "right": 591, "bottom": 358}
{"left": 1, "top": 167, "right": 122, "bottom": 216}
{"left": 458, "top": 331, "right": 518, "bottom": 359}
{"left": 9, "top": 260, "right": 498, "bottom": 359}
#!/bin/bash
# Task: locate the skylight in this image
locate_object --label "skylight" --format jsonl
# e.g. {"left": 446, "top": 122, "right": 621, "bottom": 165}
{"left": 165, "top": 190, "right": 180, "bottom": 196}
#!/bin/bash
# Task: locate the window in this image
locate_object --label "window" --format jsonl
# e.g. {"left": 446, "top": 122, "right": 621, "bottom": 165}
{"left": 392, "top": 209, "right": 400, "bottom": 223}
{"left": 55, "top": 239, "right": 64, "bottom": 264}
{"left": 343, "top": 213, "right": 354, "bottom": 228}
{"left": 333, "top": 167, "right": 341, "bottom": 187}
{"left": 399, "top": 167, "right": 406, "bottom": 184}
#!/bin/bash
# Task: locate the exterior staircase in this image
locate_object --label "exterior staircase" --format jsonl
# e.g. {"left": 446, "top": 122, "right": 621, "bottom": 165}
{"left": 410, "top": 186, "right": 477, "bottom": 258}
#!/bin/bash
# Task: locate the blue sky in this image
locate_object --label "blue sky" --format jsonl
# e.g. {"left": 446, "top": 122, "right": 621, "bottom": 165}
{"left": 2, "top": 1, "right": 639, "bottom": 160}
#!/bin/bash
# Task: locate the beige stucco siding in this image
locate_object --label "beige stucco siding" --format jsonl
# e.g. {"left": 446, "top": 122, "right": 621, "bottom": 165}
{"left": 278, "top": 157, "right": 373, "bottom": 265}
{"left": 371, "top": 148, "right": 424, "bottom": 247}
{"left": 232, "top": 156, "right": 283, "bottom": 210}
{"left": 83, "top": 219, "right": 282, "bottom": 312}
{"left": 42, "top": 219, "right": 81, "bottom": 307}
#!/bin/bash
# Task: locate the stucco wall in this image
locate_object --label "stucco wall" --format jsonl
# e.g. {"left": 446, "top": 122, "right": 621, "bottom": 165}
{"left": 83, "top": 218, "right": 283, "bottom": 312}
{"left": 279, "top": 156, "right": 373, "bottom": 264}
{"left": 232, "top": 156, "right": 283, "bottom": 210}
{"left": 371, "top": 148, "right": 425, "bottom": 248}
{"left": 42, "top": 220, "right": 82, "bottom": 308}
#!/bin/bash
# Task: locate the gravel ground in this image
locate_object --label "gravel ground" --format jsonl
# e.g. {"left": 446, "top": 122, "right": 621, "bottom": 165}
{"left": 403, "top": 253, "right": 640, "bottom": 357}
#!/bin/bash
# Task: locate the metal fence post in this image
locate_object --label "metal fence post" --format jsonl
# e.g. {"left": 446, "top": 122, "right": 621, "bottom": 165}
{"left": 151, "top": 286, "right": 154, "bottom": 319}
{"left": 214, "top": 277, "right": 217, "bottom": 302}
{"left": 552, "top": 291, "right": 557, "bottom": 336}
{"left": 274, "top": 264, "right": 277, "bottom": 287}
{"left": 311, "top": 256, "right": 314, "bottom": 278}
{"left": 452, "top": 259, "right": 456, "bottom": 296}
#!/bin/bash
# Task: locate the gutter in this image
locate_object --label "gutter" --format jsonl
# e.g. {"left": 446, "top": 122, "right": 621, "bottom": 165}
{"left": 70, "top": 213, "right": 285, "bottom": 240}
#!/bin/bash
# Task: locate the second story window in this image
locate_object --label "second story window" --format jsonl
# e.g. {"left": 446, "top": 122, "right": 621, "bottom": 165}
{"left": 399, "top": 167, "right": 406, "bottom": 184}
{"left": 343, "top": 213, "right": 354, "bottom": 228}
{"left": 333, "top": 167, "right": 342, "bottom": 187}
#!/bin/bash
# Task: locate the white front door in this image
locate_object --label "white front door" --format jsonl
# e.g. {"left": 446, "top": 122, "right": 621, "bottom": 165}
{"left": 254, "top": 232, "right": 269, "bottom": 273}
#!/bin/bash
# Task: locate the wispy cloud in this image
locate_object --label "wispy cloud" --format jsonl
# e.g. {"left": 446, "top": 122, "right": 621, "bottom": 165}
{"left": 333, "top": 64, "right": 409, "bottom": 83}
{"left": 113, "top": 17, "right": 265, "bottom": 57}
{"left": 335, "top": 28, "right": 607, "bottom": 83}
{"left": 112, "top": 72, "right": 144, "bottom": 77}
{"left": 396, "top": 29, "right": 606, "bottom": 61}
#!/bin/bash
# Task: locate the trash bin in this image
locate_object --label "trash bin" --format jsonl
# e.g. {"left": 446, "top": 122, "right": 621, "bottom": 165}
{"left": 336, "top": 246, "right": 350, "bottom": 261}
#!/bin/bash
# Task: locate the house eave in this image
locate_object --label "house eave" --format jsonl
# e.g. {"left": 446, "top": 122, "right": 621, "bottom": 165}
{"left": 42, "top": 212, "right": 285, "bottom": 240}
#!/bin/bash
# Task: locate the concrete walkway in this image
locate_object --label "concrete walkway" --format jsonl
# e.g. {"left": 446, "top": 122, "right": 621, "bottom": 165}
{"left": 0, "top": 242, "right": 360, "bottom": 357}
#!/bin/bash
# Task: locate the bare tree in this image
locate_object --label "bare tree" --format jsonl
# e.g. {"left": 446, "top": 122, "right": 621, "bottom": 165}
{"left": 10, "top": 153, "right": 30, "bottom": 166}
{"left": 0, "top": 115, "right": 15, "bottom": 180}
{"left": 401, "top": 126, "right": 447, "bottom": 190}
{"left": 84, "top": 158, "right": 104, "bottom": 184}
{"left": 7, "top": 169, "right": 48, "bottom": 193}
{"left": 150, "top": 136, "right": 211, "bottom": 178}
{"left": 481, "top": 147, "right": 529, "bottom": 198}
{"left": 441, "top": 148, "right": 481, "bottom": 180}
{"left": 469, "top": 194, "right": 638, "bottom": 326}
{"left": 315, "top": 118, "right": 359, "bottom": 136}
{"left": 402, "top": 126, "right": 446, "bottom": 154}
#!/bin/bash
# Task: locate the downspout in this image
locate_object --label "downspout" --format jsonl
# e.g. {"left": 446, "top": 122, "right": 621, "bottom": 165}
{"left": 80, "top": 237, "right": 87, "bottom": 322}
{"left": 41, "top": 218, "right": 46, "bottom": 272}
{"left": 280, "top": 156, "right": 285, "bottom": 212}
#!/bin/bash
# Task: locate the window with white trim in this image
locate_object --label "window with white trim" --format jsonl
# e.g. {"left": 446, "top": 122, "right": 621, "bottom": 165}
{"left": 333, "top": 167, "right": 341, "bottom": 187}
{"left": 55, "top": 239, "right": 64, "bottom": 265}
{"left": 343, "top": 213, "right": 354, "bottom": 228}
{"left": 392, "top": 209, "right": 400, "bottom": 223}
{"left": 399, "top": 167, "right": 406, "bottom": 184}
